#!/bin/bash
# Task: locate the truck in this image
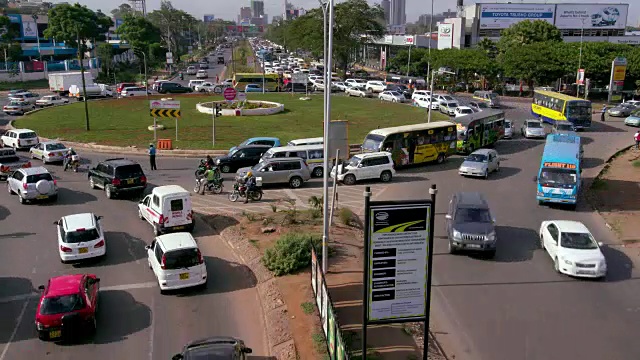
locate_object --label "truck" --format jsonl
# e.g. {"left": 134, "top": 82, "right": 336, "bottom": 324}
{"left": 48, "top": 72, "right": 94, "bottom": 94}
{"left": 0, "top": 148, "right": 31, "bottom": 181}
{"left": 68, "top": 84, "right": 113, "bottom": 100}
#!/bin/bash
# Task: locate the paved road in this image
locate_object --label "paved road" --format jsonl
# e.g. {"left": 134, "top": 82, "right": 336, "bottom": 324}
{"left": 175, "top": 49, "right": 231, "bottom": 89}
{"left": 0, "top": 156, "right": 269, "bottom": 359}
{"left": 373, "top": 111, "right": 640, "bottom": 359}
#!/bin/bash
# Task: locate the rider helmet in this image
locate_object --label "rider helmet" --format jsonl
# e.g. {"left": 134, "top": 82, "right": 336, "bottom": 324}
{"left": 247, "top": 171, "right": 253, "bottom": 177}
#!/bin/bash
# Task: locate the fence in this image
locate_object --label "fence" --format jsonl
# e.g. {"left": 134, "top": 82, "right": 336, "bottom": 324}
{"left": 311, "top": 246, "right": 351, "bottom": 360}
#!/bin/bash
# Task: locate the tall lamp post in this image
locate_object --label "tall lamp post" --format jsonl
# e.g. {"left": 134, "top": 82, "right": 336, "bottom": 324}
{"left": 319, "top": 0, "right": 329, "bottom": 134}
{"left": 32, "top": 15, "right": 42, "bottom": 61}
{"left": 76, "top": 28, "right": 90, "bottom": 131}
{"left": 135, "top": 49, "right": 149, "bottom": 99}
{"left": 428, "top": 69, "right": 455, "bottom": 123}
{"left": 577, "top": 18, "right": 586, "bottom": 96}
{"left": 426, "top": 0, "right": 434, "bottom": 87}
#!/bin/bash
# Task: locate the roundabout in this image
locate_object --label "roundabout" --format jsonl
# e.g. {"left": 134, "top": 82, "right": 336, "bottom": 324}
{"left": 195, "top": 100, "right": 285, "bottom": 116}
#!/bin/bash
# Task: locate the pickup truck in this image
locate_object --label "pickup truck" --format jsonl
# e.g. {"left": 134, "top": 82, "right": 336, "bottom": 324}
{"left": 0, "top": 148, "right": 31, "bottom": 181}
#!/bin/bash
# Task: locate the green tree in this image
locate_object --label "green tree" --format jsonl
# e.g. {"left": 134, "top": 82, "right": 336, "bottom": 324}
{"left": 499, "top": 42, "right": 564, "bottom": 93}
{"left": 96, "top": 42, "right": 113, "bottom": 76}
{"left": 147, "top": 1, "right": 197, "bottom": 59}
{"left": 498, "top": 20, "right": 562, "bottom": 51}
{"left": 117, "top": 14, "right": 162, "bottom": 52}
{"left": 110, "top": 3, "right": 134, "bottom": 19}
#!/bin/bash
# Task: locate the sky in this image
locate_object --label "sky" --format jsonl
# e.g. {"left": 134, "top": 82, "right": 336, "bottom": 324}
{"left": 55, "top": 0, "right": 640, "bottom": 26}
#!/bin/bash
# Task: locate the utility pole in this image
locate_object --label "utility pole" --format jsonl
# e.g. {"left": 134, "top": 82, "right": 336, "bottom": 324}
{"left": 77, "top": 29, "right": 90, "bottom": 131}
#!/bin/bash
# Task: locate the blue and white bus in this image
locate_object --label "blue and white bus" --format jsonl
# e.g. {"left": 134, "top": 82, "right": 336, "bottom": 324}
{"left": 536, "top": 134, "right": 583, "bottom": 209}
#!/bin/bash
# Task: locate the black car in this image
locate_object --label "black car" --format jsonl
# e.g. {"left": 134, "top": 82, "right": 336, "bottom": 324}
{"left": 386, "top": 84, "right": 411, "bottom": 99}
{"left": 445, "top": 192, "right": 497, "bottom": 258}
{"left": 217, "top": 56, "right": 225, "bottom": 64}
{"left": 200, "top": 57, "right": 209, "bottom": 63}
{"left": 282, "top": 82, "right": 308, "bottom": 93}
{"left": 87, "top": 158, "right": 147, "bottom": 199}
{"left": 172, "top": 336, "right": 252, "bottom": 360}
{"left": 158, "top": 82, "right": 193, "bottom": 94}
{"left": 215, "top": 144, "right": 271, "bottom": 173}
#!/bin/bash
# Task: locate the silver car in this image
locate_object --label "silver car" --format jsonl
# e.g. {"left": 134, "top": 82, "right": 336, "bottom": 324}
{"left": 29, "top": 141, "right": 68, "bottom": 163}
{"left": 521, "top": 119, "right": 546, "bottom": 138}
{"left": 6, "top": 166, "right": 58, "bottom": 204}
{"left": 236, "top": 157, "right": 311, "bottom": 189}
{"left": 458, "top": 149, "right": 500, "bottom": 179}
{"left": 607, "top": 103, "right": 636, "bottom": 117}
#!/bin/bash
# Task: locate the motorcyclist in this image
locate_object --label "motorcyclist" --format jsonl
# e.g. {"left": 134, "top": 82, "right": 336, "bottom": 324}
{"left": 63, "top": 147, "right": 77, "bottom": 170}
{"left": 206, "top": 155, "right": 215, "bottom": 168}
{"left": 204, "top": 165, "right": 221, "bottom": 186}
{"left": 179, "top": 72, "right": 184, "bottom": 80}
{"left": 243, "top": 171, "right": 257, "bottom": 204}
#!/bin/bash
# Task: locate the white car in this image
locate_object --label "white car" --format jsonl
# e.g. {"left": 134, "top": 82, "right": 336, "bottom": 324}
{"left": 331, "top": 152, "right": 395, "bottom": 185}
{"left": 186, "top": 66, "right": 197, "bottom": 75}
{"left": 413, "top": 95, "right": 439, "bottom": 110}
{"left": 345, "top": 79, "right": 367, "bottom": 88}
{"left": 345, "top": 84, "right": 373, "bottom": 98}
{"left": 539, "top": 220, "right": 607, "bottom": 279}
{"left": 1, "top": 128, "right": 39, "bottom": 149}
{"left": 439, "top": 101, "right": 459, "bottom": 116}
{"left": 521, "top": 119, "right": 546, "bottom": 138}
{"left": 120, "top": 86, "right": 150, "bottom": 97}
{"left": 9, "top": 92, "right": 40, "bottom": 104}
{"left": 30, "top": 141, "right": 67, "bottom": 163}
{"left": 454, "top": 106, "right": 475, "bottom": 117}
{"left": 366, "top": 80, "right": 386, "bottom": 93}
{"left": 35, "top": 95, "right": 69, "bottom": 107}
{"left": 411, "top": 90, "right": 431, "bottom": 100}
{"left": 55, "top": 213, "right": 106, "bottom": 263}
{"left": 194, "top": 82, "right": 215, "bottom": 92}
{"left": 334, "top": 82, "right": 348, "bottom": 91}
{"left": 146, "top": 232, "right": 207, "bottom": 294}
{"left": 504, "top": 119, "right": 513, "bottom": 139}
{"left": 196, "top": 70, "right": 208, "bottom": 79}
{"left": 435, "top": 94, "right": 456, "bottom": 104}
{"left": 379, "top": 91, "right": 405, "bottom": 103}
{"left": 468, "top": 101, "right": 490, "bottom": 112}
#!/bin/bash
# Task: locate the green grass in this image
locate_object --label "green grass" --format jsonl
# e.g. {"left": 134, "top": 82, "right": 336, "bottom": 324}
{"left": 301, "top": 301, "right": 315, "bottom": 315}
{"left": 14, "top": 93, "right": 448, "bottom": 150}
{"left": 0, "top": 79, "right": 49, "bottom": 91}
{"left": 633, "top": 160, "right": 640, "bottom": 168}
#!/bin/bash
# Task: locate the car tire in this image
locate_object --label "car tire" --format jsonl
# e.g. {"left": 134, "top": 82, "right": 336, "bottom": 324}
{"left": 18, "top": 194, "right": 25, "bottom": 204}
{"left": 392, "top": 98, "right": 397, "bottom": 103}
{"left": 540, "top": 234, "right": 545, "bottom": 249}
{"left": 554, "top": 257, "right": 560, "bottom": 273}
{"left": 343, "top": 174, "right": 356, "bottom": 186}
{"left": 436, "top": 153, "right": 445, "bottom": 164}
{"left": 360, "top": 93, "right": 365, "bottom": 98}
{"left": 89, "top": 176, "right": 97, "bottom": 189}
{"left": 153, "top": 224, "right": 161, "bottom": 236}
{"left": 485, "top": 250, "right": 496, "bottom": 259}
{"left": 87, "top": 316, "right": 97, "bottom": 335}
{"left": 484, "top": 170, "right": 489, "bottom": 179}
{"left": 448, "top": 241, "right": 456, "bottom": 254}
{"left": 105, "top": 185, "right": 114, "bottom": 199}
{"left": 220, "top": 164, "right": 231, "bottom": 173}
{"left": 312, "top": 167, "right": 323, "bottom": 178}
{"left": 138, "top": 209, "right": 144, "bottom": 220}
{"left": 289, "top": 176, "right": 303, "bottom": 189}
{"left": 496, "top": 163, "right": 500, "bottom": 172}
{"left": 50, "top": 194, "right": 58, "bottom": 202}
{"left": 380, "top": 170, "right": 392, "bottom": 182}
{"left": 7, "top": 183, "right": 14, "bottom": 195}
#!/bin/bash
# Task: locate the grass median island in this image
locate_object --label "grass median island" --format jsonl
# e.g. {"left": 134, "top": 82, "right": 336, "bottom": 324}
{"left": 13, "top": 93, "right": 448, "bottom": 150}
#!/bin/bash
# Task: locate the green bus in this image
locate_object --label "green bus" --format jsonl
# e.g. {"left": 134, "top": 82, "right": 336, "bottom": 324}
{"left": 233, "top": 73, "right": 280, "bottom": 92}
{"left": 454, "top": 109, "right": 506, "bottom": 154}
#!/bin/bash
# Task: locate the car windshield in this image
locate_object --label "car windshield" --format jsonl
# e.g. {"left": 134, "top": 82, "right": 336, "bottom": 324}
{"left": 26, "top": 173, "right": 53, "bottom": 183}
{"left": 389, "top": 92, "right": 401, "bottom": 96}
{"left": 560, "top": 232, "right": 598, "bottom": 250}
{"left": 442, "top": 96, "right": 454, "bottom": 101}
{"left": 348, "top": 156, "right": 362, "bottom": 167}
{"left": 459, "top": 108, "right": 472, "bottom": 114}
{"left": 40, "top": 294, "right": 85, "bottom": 315}
{"left": 465, "top": 154, "right": 487, "bottom": 163}
{"left": 488, "top": 93, "right": 497, "bottom": 99}
{"left": 362, "top": 134, "right": 384, "bottom": 152}
{"left": 8, "top": 101, "right": 24, "bottom": 106}
{"left": 556, "top": 123, "right": 574, "bottom": 131}
{"left": 539, "top": 168, "right": 577, "bottom": 186}
{"left": 505, "top": 122, "right": 512, "bottom": 129}
{"left": 455, "top": 208, "right": 492, "bottom": 223}
{"left": 164, "top": 248, "right": 201, "bottom": 270}
{"left": 115, "top": 165, "right": 144, "bottom": 178}
{"left": 19, "top": 132, "right": 36, "bottom": 138}
{"left": 448, "top": 102, "right": 458, "bottom": 107}
{"left": 527, "top": 122, "right": 542, "bottom": 128}
{"left": 45, "top": 143, "right": 66, "bottom": 151}
{"left": 64, "top": 228, "right": 100, "bottom": 243}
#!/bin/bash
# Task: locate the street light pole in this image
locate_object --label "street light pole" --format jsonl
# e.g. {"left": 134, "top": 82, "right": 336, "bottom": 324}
{"left": 428, "top": 69, "right": 455, "bottom": 123}
{"left": 577, "top": 19, "right": 585, "bottom": 96}
{"left": 406, "top": 44, "right": 411, "bottom": 77}
{"left": 32, "top": 15, "right": 42, "bottom": 61}
{"left": 426, "top": 0, "right": 434, "bottom": 86}
{"left": 137, "top": 50, "right": 149, "bottom": 99}
{"left": 77, "top": 29, "right": 90, "bottom": 131}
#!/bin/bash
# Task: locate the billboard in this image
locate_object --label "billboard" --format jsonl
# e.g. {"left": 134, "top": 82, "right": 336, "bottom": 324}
{"left": 479, "top": 3, "right": 555, "bottom": 29}
{"left": 203, "top": 15, "right": 215, "bottom": 22}
{"left": 437, "top": 23, "right": 453, "bottom": 50}
{"left": 555, "top": 4, "right": 628, "bottom": 29}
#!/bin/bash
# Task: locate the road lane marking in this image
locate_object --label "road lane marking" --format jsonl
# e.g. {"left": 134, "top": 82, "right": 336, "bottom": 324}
{"left": 148, "top": 295, "right": 155, "bottom": 360}
{"left": 0, "top": 281, "right": 158, "bottom": 304}
{"left": 0, "top": 299, "right": 29, "bottom": 360}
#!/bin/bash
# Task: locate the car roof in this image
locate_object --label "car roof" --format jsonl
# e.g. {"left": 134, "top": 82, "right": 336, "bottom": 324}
{"left": 40, "top": 141, "right": 65, "bottom": 146}
{"left": 457, "top": 106, "right": 472, "bottom": 110}
{"left": 183, "top": 336, "right": 242, "bottom": 357}
{"left": 62, "top": 212, "right": 97, "bottom": 231}
{"left": 47, "top": 274, "right": 84, "bottom": 297}
{"left": 551, "top": 220, "right": 590, "bottom": 233}
{"left": 354, "top": 151, "right": 391, "bottom": 159}
{"left": 238, "top": 144, "right": 275, "bottom": 150}
{"left": 102, "top": 158, "right": 138, "bottom": 166}
{"left": 20, "top": 166, "right": 49, "bottom": 176}
{"left": 157, "top": 232, "right": 198, "bottom": 252}
{"left": 454, "top": 192, "right": 489, "bottom": 208}
{"left": 264, "top": 156, "right": 305, "bottom": 163}
{"left": 10, "top": 128, "right": 36, "bottom": 134}
{"left": 469, "top": 148, "right": 494, "bottom": 155}
{"left": 152, "top": 185, "right": 190, "bottom": 197}
{"left": 247, "top": 136, "right": 279, "bottom": 141}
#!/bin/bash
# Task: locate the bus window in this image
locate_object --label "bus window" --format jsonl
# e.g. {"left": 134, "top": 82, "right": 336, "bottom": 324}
{"left": 363, "top": 134, "right": 384, "bottom": 152}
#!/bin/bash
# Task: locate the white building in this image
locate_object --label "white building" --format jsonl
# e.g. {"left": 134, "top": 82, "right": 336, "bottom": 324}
{"left": 389, "top": 0, "right": 406, "bottom": 26}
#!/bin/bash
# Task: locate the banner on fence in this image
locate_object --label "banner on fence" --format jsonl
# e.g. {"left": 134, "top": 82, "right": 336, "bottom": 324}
{"left": 336, "top": 333, "right": 346, "bottom": 360}
{"left": 328, "top": 305, "right": 336, "bottom": 359}
{"left": 311, "top": 249, "right": 318, "bottom": 295}
{"left": 322, "top": 283, "right": 328, "bottom": 335}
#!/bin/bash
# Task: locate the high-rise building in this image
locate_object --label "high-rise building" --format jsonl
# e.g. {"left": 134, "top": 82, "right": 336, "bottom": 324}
{"left": 389, "top": 0, "right": 406, "bottom": 26}
{"left": 418, "top": 10, "right": 457, "bottom": 28}
{"left": 240, "top": 6, "right": 252, "bottom": 21}
{"left": 381, "top": 0, "right": 390, "bottom": 24}
{"left": 251, "top": 0, "right": 264, "bottom": 18}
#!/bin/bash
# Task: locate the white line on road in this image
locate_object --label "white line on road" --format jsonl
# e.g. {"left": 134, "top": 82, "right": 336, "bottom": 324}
{"left": 148, "top": 295, "right": 155, "bottom": 360}
{"left": 0, "top": 299, "right": 29, "bottom": 360}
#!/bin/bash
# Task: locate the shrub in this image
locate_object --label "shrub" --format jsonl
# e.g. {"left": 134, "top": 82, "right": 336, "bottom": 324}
{"left": 262, "top": 233, "right": 321, "bottom": 276}
{"left": 339, "top": 207, "right": 355, "bottom": 226}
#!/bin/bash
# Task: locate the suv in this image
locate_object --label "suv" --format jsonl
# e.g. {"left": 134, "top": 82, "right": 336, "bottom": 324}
{"left": 439, "top": 101, "right": 459, "bottom": 116}
{"left": 7, "top": 166, "right": 58, "bottom": 204}
{"left": 215, "top": 144, "right": 271, "bottom": 173}
{"left": 366, "top": 80, "right": 386, "bottom": 93}
{"left": 236, "top": 157, "right": 311, "bottom": 189}
{"left": 172, "top": 336, "right": 252, "bottom": 360}
{"left": 87, "top": 158, "right": 147, "bottom": 199}
{"left": 445, "top": 192, "right": 497, "bottom": 257}
{"left": 158, "top": 82, "right": 193, "bottom": 94}
{"left": 55, "top": 213, "right": 106, "bottom": 263}
{"left": 552, "top": 122, "right": 576, "bottom": 134}
{"left": 2, "top": 129, "right": 39, "bottom": 149}
{"left": 331, "top": 152, "right": 395, "bottom": 186}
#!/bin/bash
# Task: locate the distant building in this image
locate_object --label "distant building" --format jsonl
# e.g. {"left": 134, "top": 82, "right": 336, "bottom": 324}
{"left": 250, "top": 0, "right": 264, "bottom": 18}
{"left": 389, "top": 0, "right": 405, "bottom": 26}
{"left": 238, "top": 6, "right": 252, "bottom": 24}
{"left": 418, "top": 10, "right": 457, "bottom": 28}
{"left": 272, "top": 15, "right": 283, "bottom": 23}
{"left": 381, "top": 0, "right": 390, "bottom": 25}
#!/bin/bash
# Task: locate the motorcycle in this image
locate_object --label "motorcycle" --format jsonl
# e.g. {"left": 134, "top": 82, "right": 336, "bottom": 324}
{"left": 179, "top": 73, "right": 184, "bottom": 80}
{"left": 195, "top": 159, "right": 208, "bottom": 178}
{"left": 194, "top": 177, "right": 224, "bottom": 194}
{"left": 63, "top": 155, "right": 80, "bottom": 172}
{"left": 228, "top": 181, "right": 263, "bottom": 202}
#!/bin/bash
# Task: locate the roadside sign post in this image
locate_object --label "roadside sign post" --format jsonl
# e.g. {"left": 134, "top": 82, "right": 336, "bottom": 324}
{"left": 212, "top": 101, "right": 216, "bottom": 147}
{"left": 361, "top": 185, "right": 437, "bottom": 360}
{"left": 150, "top": 100, "right": 181, "bottom": 143}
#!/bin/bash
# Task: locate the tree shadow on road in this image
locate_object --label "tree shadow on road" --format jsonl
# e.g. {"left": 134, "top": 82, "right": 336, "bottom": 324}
{"left": 196, "top": 213, "right": 239, "bottom": 236}
{"left": 466, "top": 226, "right": 538, "bottom": 263}
{"left": 51, "top": 188, "right": 98, "bottom": 206}
{"left": 491, "top": 166, "right": 521, "bottom": 180}
{"left": 175, "top": 256, "right": 257, "bottom": 297}
{"left": 586, "top": 120, "right": 627, "bottom": 133}
{"left": 601, "top": 246, "right": 634, "bottom": 282}
{"left": 73, "top": 231, "right": 148, "bottom": 268}
{"left": 0, "top": 205, "right": 9, "bottom": 221}
{"left": 582, "top": 157, "right": 604, "bottom": 169}
{"left": 495, "top": 139, "right": 544, "bottom": 155}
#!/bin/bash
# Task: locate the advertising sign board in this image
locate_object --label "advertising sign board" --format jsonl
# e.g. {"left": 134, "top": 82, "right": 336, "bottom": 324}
{"left": 577, "top": 69, "right": 585, "bottom": 85}
{"left": 203, "top": 15, "right": 215, "bottom": 22}
{"left": 166, "top": 52, "right": 173, "bottom": 64}
{"left": 555, "top": 4, "right": 628, "bottom": 29}
{"left": 327, "top": 305, "right": 336, "bottom": 359}
{"left": 236, "top": 92, "right": 247, "bottom": 102}
{"left": 311, "top": 248, "right": 318, "bottom": 295}
{"left": 150, "top": 100, "right": 181, "bottom": 109}
{"left": 367, "top": 202, "right": 431, "bottom": 322}
{"left": 404, "top": 35, "right": 414, "bottom": 45}
{"left": 292, "top": 73, "right": 308, "bottom": 84}
{"left": 479, "top": 3, "right": 555, "bottom": 29}
{"left": 437, "top": 23, "right": 453, "bottom": 50}
{"left": 21, "top": 20, "right": 37, "bottom": 38}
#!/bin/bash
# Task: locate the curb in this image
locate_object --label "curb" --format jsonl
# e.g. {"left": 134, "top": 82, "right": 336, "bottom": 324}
{"left": 195, "top": 213, "right": 297, "bottom": 360}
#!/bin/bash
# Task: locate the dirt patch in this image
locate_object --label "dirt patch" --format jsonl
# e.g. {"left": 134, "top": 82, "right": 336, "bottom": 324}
{"left": 587, "top": 147, "right": 640, "bottom": 244}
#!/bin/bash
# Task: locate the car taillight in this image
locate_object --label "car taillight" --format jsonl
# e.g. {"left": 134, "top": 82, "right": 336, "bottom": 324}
{"left": 94, "top": 240, "right": 105, "bottom": 248}
{"left": 0, "top": 165, "right": 8, "bottom": 172}
{"left": 53, "top": 180, "right": 57, "bottom": 186}
{"left": 159, "top": 215, "right": 166, "bottom": 225}
{"left": 187, "top": 210, "right": 193, "bottom": 221}
{"left": 60, "top": 245, "right": 72, "bottom": 253}
{"left": 2, "top": 106, "right": 6, "bottom": 110}
{"left": 197, "top": 249, "right": 204, "bottom": 264}
{"left": 22, "top": 183, "right": 27, "bottom": 190}
{"left": 23, "top": 162, "right": 31, "bottom": 168}
{"left": 112, "top": 178, "right": 121, "bottom": 186}
{"left": 160, "top": 255, "right": 166, "bottom": 269}
{"left": 140, "top": 176, "right": 147, "bottom": 183}
{"left": 47, "top": 153, "right": 53, "bottom": 157}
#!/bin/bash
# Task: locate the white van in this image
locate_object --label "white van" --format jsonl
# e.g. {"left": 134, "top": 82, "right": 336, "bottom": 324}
{"left": 138, "top": 185, "right": 194, "bottom": 235}
{"left": 286, "top": 137, "right": 324, "bottom": 147}
{"left": 146, "top": 232, "right": 207, "bottom": 293}
{"left": 262, "top": 144, "right": 325, "bottom": 177}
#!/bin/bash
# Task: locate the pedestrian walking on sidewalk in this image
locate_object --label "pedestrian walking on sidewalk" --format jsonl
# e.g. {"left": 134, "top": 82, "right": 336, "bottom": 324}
{"left": 601, "top": 105, "right": 607, "bottom": 122}
{"left": 148, "top": 143, "right": 157, "bottom": 170}
{"left": 634, "top": 130, "right": 640, "bottom": 150}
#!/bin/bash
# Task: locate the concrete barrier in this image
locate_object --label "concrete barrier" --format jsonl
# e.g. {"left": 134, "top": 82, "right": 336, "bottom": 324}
{"left": 196, "top": 100, "right": 285, "bottom": 116}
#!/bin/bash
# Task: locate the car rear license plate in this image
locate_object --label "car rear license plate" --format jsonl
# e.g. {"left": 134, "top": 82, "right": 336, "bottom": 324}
{"left": 180, "top": 273, "right": 189, "bottom": 280}
{"left": 49, "top": 330, "right": 61, "bottom": 338}
{"left": 577, "top": 270, "right": 595, "bottom": 275}
{"left": 79, "top": 247, "right": 88, "bottom": 254}
{"left": 127, "top": 179, "right": 134, "bottom": 184}
{"left": 466, "top": 244, "right": 481, "bottom": 249}
{"left": 174, "top": 226, "right": 184, "bottom": 230}
{"left": 36, "top": 195, "right": 48, "bottom": 199}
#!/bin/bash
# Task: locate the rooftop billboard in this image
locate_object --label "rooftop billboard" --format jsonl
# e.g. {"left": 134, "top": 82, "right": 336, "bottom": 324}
{"left": 555, "top": 4, "right": 628, "bottom": 29}
{"left": 479, "top": 3, "right": 555, "bottom": 29}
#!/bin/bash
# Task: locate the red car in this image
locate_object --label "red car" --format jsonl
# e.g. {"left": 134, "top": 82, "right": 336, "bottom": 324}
{"left": 116, "top": 82, "right": 137, "bottom": 94}
{"left": 35, "top": 274, "right": 100, "bottom": 341}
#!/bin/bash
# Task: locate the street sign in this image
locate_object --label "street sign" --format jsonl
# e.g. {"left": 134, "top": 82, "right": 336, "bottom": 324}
{"left": 166, "top": 52, "right": 173, "bottom": 64}
{"left": 237, "top": 92, "right": 247, "bottom": 101}
{"left": 292, "top": 73, "right": 308, "bottom": 84}
{"left": 150, "top": 109, "right": 181, "bottom": 118}
{"left": 150, "top": 100, "right": 181, "bottom": 109}
{"left": 223, "top": 87, "right": 237, "bottom": 100}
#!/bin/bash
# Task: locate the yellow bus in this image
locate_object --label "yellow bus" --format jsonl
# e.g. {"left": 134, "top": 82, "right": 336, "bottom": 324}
{"left": 233, "top": 73, "right": 280, "bottom": 92}
{"left": 532, "top": 90, "right": 592, "bottom": 129}
{"left": 361, "top": 121, "right": 457, "bottom": 167}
